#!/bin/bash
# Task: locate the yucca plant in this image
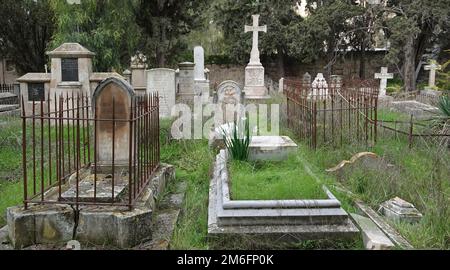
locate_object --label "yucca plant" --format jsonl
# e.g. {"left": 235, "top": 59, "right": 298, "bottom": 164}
{"left": 221, "top": 118, "right": 251, "bottom": 161}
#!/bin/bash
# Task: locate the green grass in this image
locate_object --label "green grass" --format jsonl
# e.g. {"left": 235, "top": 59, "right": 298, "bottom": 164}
{"left": 229, "top": 157, "right": 327, "bottom": 200}
{"left": 0, "top": 117, "right": 23, "bottom": 226}
{"left": 298, "top": 135, "right": 450, "bottom": 249}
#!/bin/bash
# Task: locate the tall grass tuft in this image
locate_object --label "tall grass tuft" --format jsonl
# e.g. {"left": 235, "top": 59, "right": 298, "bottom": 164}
{"left": 221, "top": 118, "right": 251, "bottom": 161}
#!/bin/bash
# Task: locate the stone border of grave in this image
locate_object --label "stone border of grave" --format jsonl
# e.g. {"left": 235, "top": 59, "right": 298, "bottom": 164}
{"left": 7, "top": 164, "right": 175, "bottom": 249}
{"left": 208, "top": 150, "right": 359, "bottom": 240}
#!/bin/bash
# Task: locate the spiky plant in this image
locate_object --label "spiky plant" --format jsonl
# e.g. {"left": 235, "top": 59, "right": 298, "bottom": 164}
{"left": 221, "top": 118, "right": 251, "bottom": 161}
{"left": 430, "top": 95, "right": 450, "bottom": 145}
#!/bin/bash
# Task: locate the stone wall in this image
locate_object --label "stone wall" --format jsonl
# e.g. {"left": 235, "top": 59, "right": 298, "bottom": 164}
{"left": 207, "top": 51, "right": 389, "bottom": 89}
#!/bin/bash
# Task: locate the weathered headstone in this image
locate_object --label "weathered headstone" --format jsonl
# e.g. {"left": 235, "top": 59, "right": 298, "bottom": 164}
{"left": 147, "top": 68, "right": 176, "bottom": 118}
{"left": 278, "top": 77, "right": 284, "bottom": 93}
{"left": 194, "top": 46, "right": 211, "bottom": 103}
{"left": 330, "top": 75, "right": 343, "bottom": 89}
{"left": 302, "top": 72, "right": 311, "bottom": 85}
{"left": 217, "top": 80, "right": 242, "bottom": 124}
{"left": 374, "top": 67, "right": 393, "bottom": 96}
{"left": 130, "top": 52, "right": 148, "bottom": 93}
{"left": 243, "top": 14, "right": 268, "bottom": 99}
{"left": 93, "top": 77, "right": 134, "bottom": 171}
{"left": 177, "top": 62, "right": 195, "bottom": 103}
{"left": 424, "top": 61, "right": 441, "bottom": 90}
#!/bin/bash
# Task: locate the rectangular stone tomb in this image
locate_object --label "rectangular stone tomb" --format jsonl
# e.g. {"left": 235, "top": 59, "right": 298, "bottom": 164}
{"left": 208, "top": 150, "right": 359, "bottom": 240}
{"left": 60, "top": 172, "right": 128, "bottom": 203}
{"left": 249, "top": 136, "right": 298, "bottom": 161}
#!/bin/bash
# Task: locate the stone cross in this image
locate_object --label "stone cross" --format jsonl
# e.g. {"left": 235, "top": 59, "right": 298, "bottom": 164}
{"left": 245, "top": 14, "right": 267, "bottom": 65}
{"left": 375, "top": 67, "right": 393, "bottom": 96}
{"left": 424, "top": 61, "right": 441, "bottom": 89}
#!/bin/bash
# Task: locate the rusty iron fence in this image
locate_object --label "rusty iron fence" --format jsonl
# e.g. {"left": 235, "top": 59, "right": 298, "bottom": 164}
{"left": 378, "top": 115, "right": 450, "bottom": 149}
{"left": 20, "top": 93, "right": 160, "bottom": 210}
{"left": 284, "top": 78, "right": 379, "bottom": 149}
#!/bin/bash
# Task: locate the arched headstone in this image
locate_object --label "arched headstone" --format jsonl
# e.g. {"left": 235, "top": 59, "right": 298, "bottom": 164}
{"left": 217, "top": 81, "right": 242, "bottom": 124}
{"left": 93, "top": 77, "right": 135, "bottom": 171}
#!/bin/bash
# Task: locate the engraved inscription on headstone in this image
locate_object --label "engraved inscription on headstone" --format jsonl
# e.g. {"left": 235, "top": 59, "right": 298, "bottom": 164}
{"left": 61, "top": 58, "right": 79, "bottom": 82}
{"left": 27, "top": 83, "right": 45, "bottom": 102}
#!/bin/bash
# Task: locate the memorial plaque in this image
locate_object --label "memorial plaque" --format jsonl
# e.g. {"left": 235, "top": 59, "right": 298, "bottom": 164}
{"left": 61, "top": 58, "right": 79, "bottom": 82}
{"left": 27, "top": 83, "right": 45, "bottom": 102}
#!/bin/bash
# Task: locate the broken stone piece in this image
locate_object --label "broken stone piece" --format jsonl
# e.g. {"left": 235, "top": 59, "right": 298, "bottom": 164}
{"left": 379, "top": 197, "right": 422, "bottom": 224}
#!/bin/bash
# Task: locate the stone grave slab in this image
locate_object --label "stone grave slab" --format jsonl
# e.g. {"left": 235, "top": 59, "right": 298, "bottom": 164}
{"left": 390, "top": 100, "right": 440, "bottom": 119}
{"left": 351, "top": 213, "right": 395, "bottom": 250}
{"left": 249, "top": 136, "right": 298, "bottom": 161}
{"left": 60, "top": 173, "right": 128, "bottom": 203}
{"left": 208, "top": 150, "right": 359, "bottom": 240}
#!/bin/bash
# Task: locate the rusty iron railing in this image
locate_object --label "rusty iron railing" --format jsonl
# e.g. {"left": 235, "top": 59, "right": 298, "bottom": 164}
{"left": 284, "top": 78, "right": 379, "bottom": 149}
{"left": 20, "top": 93, "right": 160, "bottom": 210}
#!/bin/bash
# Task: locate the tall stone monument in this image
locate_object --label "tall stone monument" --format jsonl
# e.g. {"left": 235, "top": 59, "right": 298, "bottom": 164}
{"left": 243, "top": 14, "right": 269, "bottom": 99}
{"left": 194, "top": 46, "right": 211, "bottom": 103}
{"left": 374, "top": 67, "right": 393, "bottom": 97}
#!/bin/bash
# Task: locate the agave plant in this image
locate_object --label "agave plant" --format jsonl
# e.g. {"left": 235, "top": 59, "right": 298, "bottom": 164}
{"left": 221, "top": 118, "right": 251, "bottom": 161}
{"left": 430, "top": 95, "right": 450, "bottom": 135}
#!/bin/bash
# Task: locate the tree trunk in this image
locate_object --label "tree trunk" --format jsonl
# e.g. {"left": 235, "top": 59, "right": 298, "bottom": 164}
{"left": 403, "top": 35, "right": 416, "bottom": 92}
{"left": 277, "top": 49, "right": 285, "bottom": 79}
{"left": 156, "top": 19, "right": 167, "bottom": 67}
{"left": 359, "top": 38, "right": 366, "bottom": 79}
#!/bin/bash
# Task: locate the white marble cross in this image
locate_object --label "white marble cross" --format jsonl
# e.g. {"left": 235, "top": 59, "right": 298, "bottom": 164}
{"left": 374, "top": 67, "right": 393, "bottom": 96}
{"left": 245, "top": 14, "right": 267, "bottom": 65}
{"left": 424, "top": 61, "right": 441, "bottom": 89}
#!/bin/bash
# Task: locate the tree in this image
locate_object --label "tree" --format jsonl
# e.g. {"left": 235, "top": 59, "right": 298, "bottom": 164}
{"left": 135, "top": 0, "right": 208, "bottom": 68}
{"left": 0, "top": 0, "right": 54, "bottom": 74}
{"left": 215, "top": 1, "right": 369, "bottom": 77}
{"left": 293, "top": 0, "right": 364, "bottom": 76}
{"left": 50, "top": 0, "right": 141, "bottom": 72}
{"left": 384, "top": 0, "right": 450, "bottom": 91}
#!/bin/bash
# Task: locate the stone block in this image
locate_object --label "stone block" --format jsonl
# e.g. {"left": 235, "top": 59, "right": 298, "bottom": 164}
{"left": 249, "top": 136, "right": 298, "bottom": 161}
{"left": 379, "top": 197, "right": 422, "bottom": 224}
{"left": 351, "top": 213, "right": 395, "bottom": 250}
{"left": 7, "top": 205, "right": 75, "bottom": 249}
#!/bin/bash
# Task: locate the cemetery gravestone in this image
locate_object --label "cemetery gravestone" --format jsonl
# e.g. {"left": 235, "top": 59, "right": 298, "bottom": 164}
{"left": 374, "top": 67, "right": 393, "bottom": 97}
{"left": 243, "top": 14, "right": 269, "bottom": 99}
{"left": 93, "top": 77, "right": 134, "bottom": 171}
{"left": 309, "top": 73, "right": 328, "bottom": 99}
{"left": 147, "top": 68, "right": 176, "bottom": 118}
{"left": 130, "top": 52, "right": 148, "bottom": 93}
{"left": 217, "top": 81, "right": 242, "bottom": 124}
{"left": 194, "top": 46, "right": 211, "bottom": 103}
{"left": 178, "top": 62, "right": 195, "bottom": 103}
